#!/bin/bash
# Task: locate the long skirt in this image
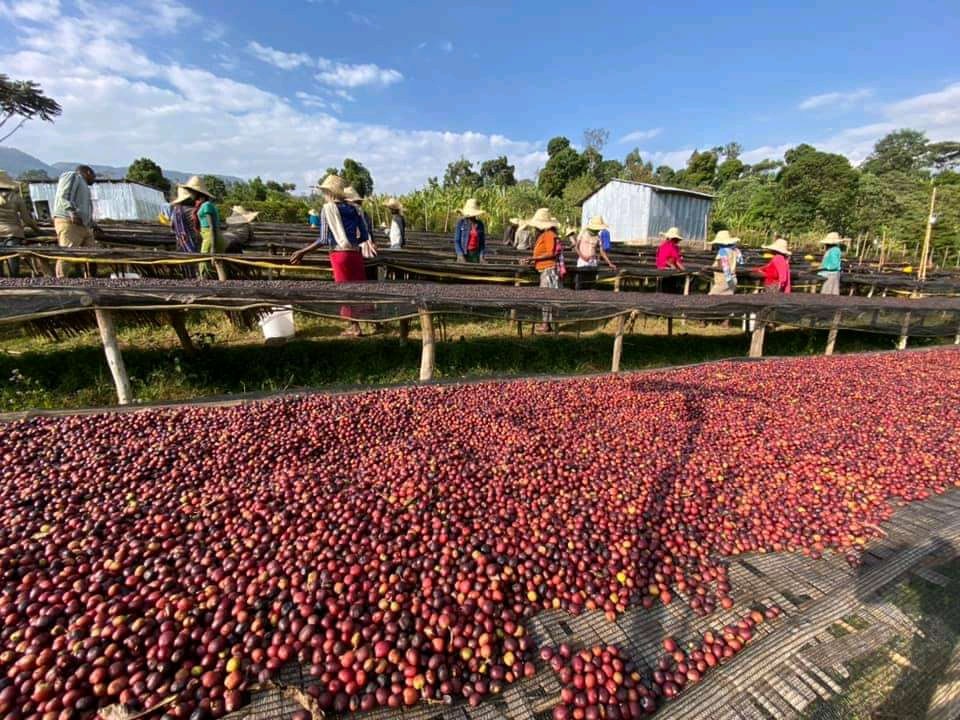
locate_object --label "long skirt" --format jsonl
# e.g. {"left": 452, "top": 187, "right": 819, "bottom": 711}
{"left": 819, "top": 271, "right": 840, "bottom": 295}
{"left": 331, "top": 249, "right": 367, "bottom": 320}
{"left": 709, "top": 272, "right": 736, "bottom": 295}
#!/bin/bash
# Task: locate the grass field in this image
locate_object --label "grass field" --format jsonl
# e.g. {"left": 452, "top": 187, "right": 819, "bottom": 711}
{"left": 0, "top": 310, "right": 946, "bottom": 411}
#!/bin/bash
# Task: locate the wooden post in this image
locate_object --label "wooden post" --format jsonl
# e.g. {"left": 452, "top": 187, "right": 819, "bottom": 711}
{"left": 418, "top": 309, "right": 435, "bottom": 381}
{"left": 918, "top": 186, "right": 937, "bottom": 283}
{"left": 824, "top": 311, "right": 841, "bottom": 356}
{"left": 749, "top": 315, "right": 767, "bottom": 358}
{"left": 614, "top": 273, "right": 622, "bottom": 293}
{"left": 683, "top": 275, "right": 691, "bottom": 296}
{"left": 398, "top": 318, "right": 410, "bottom": 345}
{"left": 896, "top": 312, "right": 911, "bottom": 351}
{"left": 667, "top": 317, "right": 674, "bottom": 336}
{"left": 168, "top": 311, "right": 196, "bottom": 355}
{"left": 611, "top": 314, "right": 627, "bottom": 373}
{"left": 878, "top": 230, "right": 886, "bottom": 269}
{"left": 95, "top": 309, "right": 132, "bottom": 405}
{"left": 213, "top": 258, "right": 228, "bottom": 282}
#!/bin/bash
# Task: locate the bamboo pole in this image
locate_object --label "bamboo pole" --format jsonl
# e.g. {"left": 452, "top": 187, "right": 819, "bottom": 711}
{"left": 418, "top": 309, "right": 435, "bottom": 381}
{"left": 918, "top": 186, "right": 937, "bottom": 283}
{"left": 824, "top": 311, "right": 841, "bottom": 356}
{"left": 95, "top": 309, "right": 132, "bottom": 405}
{"left": 611, "top": 314, "right": 627, "bottom": 373}
{"left": 896, "top": 312, "right": 912, "bottom": 351}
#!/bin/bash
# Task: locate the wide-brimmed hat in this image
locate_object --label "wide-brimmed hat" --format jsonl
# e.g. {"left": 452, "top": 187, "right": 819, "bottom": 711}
{"left": 170, "top": 185, "right": 195, "bottom": 205}
{"left": 384, "top": 198, "right": 403, "bottom": 212}
{"left": 0, "top": 171, "right": 17, "bottom": 189}
{"left": 508, "top": 217, "right": 521, "bottom": 225}
{"left": 343, "top": 185, "right": 363, "bottom": 204}
{"left": 315, "top": 174, "right": 346, "bottom": 200}
{"left": 458, "top": 198, "right": 486, "bottom": 218}
{"left": 308, "top": 208, "right": 319, "bottom": 217}
{"left": 226, "top": 205, "right": 260, "bottom": 225}
{"left": 585, "top": 215, "right": 609, "bottom": 232}
{"left": 563, "top": 225, "right": 579, "bottom": 237}
{"left": 762, "top": 238, "right": 792, "bottom": 256}
{"left": 710, "top": 230, "right": 739, "bottom": 245}
{"left": 819, "top": 231, "right": 846, "bottom": 245}
{"left": 662, "top": 226, "right": 684, "bottom": 241}
{"left": 525, "top": 207, "right": 559, "bottom": 231}
{"left": 183, "top": 175, "right": 213, "bottom": 199}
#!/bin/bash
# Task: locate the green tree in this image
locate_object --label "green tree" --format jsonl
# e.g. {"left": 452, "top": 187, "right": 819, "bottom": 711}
{"left": 18, "top": 168, "right": 51, "bottom": 181}
{"left": 443, "top": 157, "right": 482, "bottom": 189}
{"left": 0, "top": 74, "right": 61, "bottom": 144}
{"left": 547, "top": 136, "right": 572, "bottom": 157}
{"left": 538, "top": 139, "right": 588, "bottom": 197}
{"left": 326, "top": 158, "right": 374, "bottom": 196}
{"left": 653, "top": 165, "right": 676, "bottom": 185}
{"left": 746, "top": 159, "right": 783, "bottom": 176}
{"left": 777, "top": 144, "right": 859, "bottom": 232}
{"left": 722, "top": 142, "right": 742, "bottom": 161}
{"left": 265, "top": 180, "right": 295, "bottom": 194}
{"left": 126, "top": 157, "right": 171, "bottom": 193}
{"left": 201, "top": 175, "right": 228, "bottom": 200}
{"left": 683, "top": 150, "right": 718, "bottom": 189}
{"left": 712, "top": 175, "right": 779, "bottom": 238}
{"left": 928, "top": 142, "right": 960, "bottom": 173}
{"left": 479, "top": 156, "right": 516, "bottom": 187}
{"left": 622, "top": 149, "right": 654, "bottom": 183}
{"left": 861, "top": 129, "right": 929, "bottom": 175}
{"left": 562, "top": 173, "right": 599, "bottom": 207}
{"left": 715, "top": 157, "right": 745, "bottom": 187}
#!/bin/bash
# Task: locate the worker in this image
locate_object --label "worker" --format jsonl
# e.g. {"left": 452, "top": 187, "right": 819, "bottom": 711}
{"left": 709, "top": 230, "right": 742, "bottom": 295}
{"left": 818, "top": 232, "right": 844, "bottom": 295}
{"left": 599, "top": 225, "right": 612, "bottom": 252}
{"left": 453, "top": 198, "right": 487, "bottom": 263}
{"left": 655, "top": 226, "right": 686, "bottom": 293}
{"left": 384, "top": 198, "right": 406, "bottom": 248}
{"left": 0, "top": 171, "right": 39, "bottom": 277}
{"left": 756, "top": 237, "right": 792, "bottom": 293}
{"left": 169, "top": 185, "right": 200, "bottom": 254}
{"left": 223, "top": 205, "right": 260, "bottom": 252}
{"left": 575, "top": 216, "right": 617, "bottom": 270}
{"left": 343, "top": 186, "right": 374, "bottom": 253}
{"left": 514, "top": 220, "right": 535, "bottom": 251}
{"left": 290, "top": 174, "right": 372, "bottom": 335}
{"left": 308, "top": 208, "right": 321, "bottom": 228}
{"left": 52, "top": 164, "right": 97, "bottom": 278}
{"left": 182, "top": 175, "right": 223, "bottom": 278}
{"left": 503, "top": 217, "right": 520, "bottom": 247}
{"left": 525, "top": 208, "right": 562, "bottom": 332}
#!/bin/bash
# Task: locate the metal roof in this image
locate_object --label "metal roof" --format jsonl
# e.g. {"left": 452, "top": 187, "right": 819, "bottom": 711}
{"left": 578, "top": 179, "right": 715, "bottom": 205}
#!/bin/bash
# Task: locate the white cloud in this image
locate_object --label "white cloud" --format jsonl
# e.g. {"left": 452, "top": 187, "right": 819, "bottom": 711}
{"left": 642, "top": 149, "right": 696, "bottom": 170}
{"left": 0, "top": 0, "right": 59, "bottom": 21}
{"left": 798, "top": 88, "right": 872, "bottom": 111}
{"left": 619, "top": 128, "right": 662, "bottom": 144}
{"left": 315, "top": 61, "right": 402, "bottom": 88}
{"left": 416, "top": 42, "right": 427, "bottom": 50}
{"left": 247, "top": 41, "right": 312, "bottom": 70}
{"left": 295, "top": 91, "right": 328, "bottom": 109}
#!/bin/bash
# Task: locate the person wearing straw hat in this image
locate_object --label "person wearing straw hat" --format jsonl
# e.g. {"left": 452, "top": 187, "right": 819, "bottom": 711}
{"left": 525, "top": 208, "right": 563, "bottom": 332}
{"left": 818, "top": 232, "right": 845, "bottom": 295}
{"left": 503, "top": 217, "right": 520, "bottom": 247}
{"left": 514, "top": 220, "right": 535, "bottom": 251}
{"left": 343, "top": 186, "right": 375, "bottom": 253}
{"left": 384, "top": 198, "right": 406, "bottom": 248}
{"left": 708, "top": 230, "right": 743, "bottom": 295}
{"left": 168, "top": 185, "right": 200, "bottom": 254}
{"left": 453, "top": 198, "right": 487, "bottom": 263}
{"left": 575, "top": 216, "right": 617, "bottom": 270}
{"left": 224, "top": 205, "right": 260, "bottom": 253}
{"left": 0, "top": 171, "right": 39, "bottom": 277}
{"left": 182, "top": 175, "right": 226, "bottom": 278}
{"left": 307, "top": 208, "right": 321, "bottom": 228}
{"left": 655, "top": 227, "right": 686, "bottom": 293}
{"left": 52, "top": 165, "right": 97, "bottom": 277}
{"left": 755, "top": 237, "right": 793, "bottom": 293}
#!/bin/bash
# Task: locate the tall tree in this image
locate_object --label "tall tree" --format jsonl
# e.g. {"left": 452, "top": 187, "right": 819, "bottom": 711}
{"left": 547, "top": 136, "right": 572, "bottom": 157}
{"left": 715, "top": 157, "right": 745, "bottom": 187}
{"left": 684, "top": 150, "right": 719, "bottom": 189}
{"left": 325, "top": 159, "right": 374, "bottom": 196}
{"left": 201, "top": 175, "right": 227, "bottom": 200}
{"left": 0, "top": 74, "right": 61, "bottom": 144}
{"left": 622, "top": 149, "right": 654, "bottom": 183}
{"left": 582, "top": 128, "right": 610, "bottom": 153}
{"left": 563, "top": 173, "right": 599, "bottom": 207}
{"left": 721, "top": 142, "right": 742, "bottom": 161}
{"left": 479, "top": 156, "right": 516, "bottom": 187}
{"left": 777, "top": 144, "right": 859, "bottom": 232}
{"left": 443, "top": 157, "right": 481, "bottom": 189}
{"left": 538, "top": 144, "right": 588, "bottom": 197}
{"left": 653, "top": 165, "right": 677, "bottom": 185}
{"left": 126, "top": 158, "right": 171, "bottom": 193}
{"left": 928, "top": 141, "right": 960, "bottom": 173}
{"left": 861, "top": 129, "right": 929, "bottom": 175}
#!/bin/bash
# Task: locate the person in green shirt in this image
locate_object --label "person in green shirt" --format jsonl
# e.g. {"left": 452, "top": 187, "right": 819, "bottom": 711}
{"left": 183, "top": 176, "right": 224, "bottom": 278}
{"left": 818, "top": 232, "right": 845, "bottom": 295}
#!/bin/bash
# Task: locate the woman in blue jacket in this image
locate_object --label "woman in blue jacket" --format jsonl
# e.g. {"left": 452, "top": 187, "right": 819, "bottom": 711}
{"left": 453, "top": 198, "right": 486, "bottom": 263}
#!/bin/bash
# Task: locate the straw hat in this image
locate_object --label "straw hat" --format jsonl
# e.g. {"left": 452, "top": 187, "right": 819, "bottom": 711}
{"left": 343, "top": 185, "right": 363, "bottom": 204}
{"left": 170, "top": 185, "right": 195, "bottom": 205}
{"left": 710, "top": 230, "right": 738, "bottom": 245}
{"left": 315, "top": 174, "right": 346, "bottom": 200}
{"left": 183, "top": 175, "right": 213, "bottom": 199}
{"left": 585, "top": 215, "right": 608, "bottom": 232}
{"left": 508, "top": 217, "right": 521, "bottom": 226}
{"left": 308, "top": 208, "right": 319, "bottom": 217}
{"left": 384, "top": 198, "right": 403, "bottom": 212}
{"left": 0, "top": 171, "right": 17, "bottom": 189}
{"left": 459, "top": 198, "right": 486, "bottom": 218}
{"left": 525, "top": 207, "right": 559, "bottom": 231}
{"left": 662, "top": 226, "right": 684, "bottom": 241}
{"left": 819, "top": 231, "right": 845, "bottom": 246}
{"left": 226, "top": 205, "right": 260, "bottom": 225}
{"left": 762, "top": 238, "right": 792, "bottom": 256}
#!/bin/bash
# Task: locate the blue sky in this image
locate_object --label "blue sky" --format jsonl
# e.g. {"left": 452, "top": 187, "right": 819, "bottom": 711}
{"left": 1, "top": 0, "right": 958, "bottom": 192}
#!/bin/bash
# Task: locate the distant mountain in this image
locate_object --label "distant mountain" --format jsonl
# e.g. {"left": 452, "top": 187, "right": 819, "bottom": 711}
{"left": 0, "top": 147, "right": 242, "bottom": 185}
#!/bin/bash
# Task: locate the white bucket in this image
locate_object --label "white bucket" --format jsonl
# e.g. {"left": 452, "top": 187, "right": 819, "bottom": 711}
{"left": 110, "top": 272, "right": 141, "bottom": 279}
{"left": 259, "top": 307, "right": 296, "bottom": 341}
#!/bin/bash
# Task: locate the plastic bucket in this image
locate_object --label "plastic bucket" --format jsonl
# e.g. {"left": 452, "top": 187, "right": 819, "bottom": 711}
{"left": 259, "top": 307, "right": 295, "bottom": 341}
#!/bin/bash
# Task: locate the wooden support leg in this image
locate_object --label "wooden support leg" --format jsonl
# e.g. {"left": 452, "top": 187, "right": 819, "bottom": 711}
{"left": 419, "top": 309, "right": 435, "bottom": 382}
{"left": 168, "top": 311, "right": 196, "bottom": 356}
{"left": 749, "top": 322, "right": 767, "bottom": 358}
{"left": 95, "top": 309, "right": 132, "bottom": 405}
{"left": 825, "top": 311, "right": 841, "bottom": 356}
{"left": 683, "top": 276, "right": 691, "bottom": 295}
{"left": 213, "top": 259, "right": 228, "bottom": 282}
{"left": 897, "top": 312, "right": 911, "bottom": 350}
{"left": 398, "top": 318, "right": 410, "bottom": 345}
{"left": 611, "top": 314, "right": 627, "bottom": 373}
{"left": 667, "top": 317, "right": 673, "bottom": 336}
{"left": 867, "top": 284, "right": 876, "bottom": 298}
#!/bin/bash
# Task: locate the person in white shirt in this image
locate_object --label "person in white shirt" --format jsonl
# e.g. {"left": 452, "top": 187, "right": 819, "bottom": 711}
{"left": 574, "top": 216, "right": 617, "bottom": 270}
{"left": 384, "top": 198, "right": 405, "bottom": 248}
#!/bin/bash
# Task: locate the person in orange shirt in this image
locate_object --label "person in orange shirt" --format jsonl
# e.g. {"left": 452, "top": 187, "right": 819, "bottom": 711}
{"left": 525, "top": 208, "right": 562, "bottom": 332}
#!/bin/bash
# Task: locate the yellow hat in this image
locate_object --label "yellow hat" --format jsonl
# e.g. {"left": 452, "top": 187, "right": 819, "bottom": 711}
{"left": 459, "top": 198, "right": 486, "bottom": 218}
{"left": 525, "top": 207, "right": 559, "bottom": 231}
{"left": 315, "top": 174, "right": 346, "bottom": 200}
{"left": 585, "top": 215, "right": 608, "bottom": 232}
{"left": 762, "top": 238, "right": 792, "bottom": 256}
{"left": 183, "top": 175, "right": 213, "bottom": 199}
{"left": 662, "top": 226, "right": 683, "bottom": 241}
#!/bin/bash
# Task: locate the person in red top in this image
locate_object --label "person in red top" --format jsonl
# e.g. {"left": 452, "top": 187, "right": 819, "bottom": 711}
{"left": 655, "top": 227, "right": 686, "bottom": 293}
{"left": 755, "top": 238, "right": 792, "bottom": 293}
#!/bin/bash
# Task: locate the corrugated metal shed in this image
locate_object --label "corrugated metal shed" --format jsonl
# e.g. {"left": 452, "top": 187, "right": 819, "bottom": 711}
{"left": 27, "top": 179, "right": 167, "bottom": 222}
{"left": 580, "top": 180, "right": 713, "bottom": 244}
